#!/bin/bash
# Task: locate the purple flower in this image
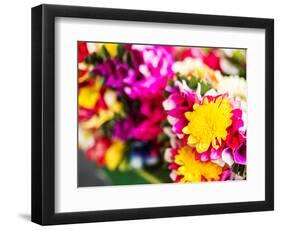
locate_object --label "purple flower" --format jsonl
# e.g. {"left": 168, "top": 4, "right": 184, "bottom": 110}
{"left": 113, "top": 118, "right": 134, "bottom": 141}
{"left": 221, "top": 142, "right": 246, "bottom": 166}
{"left": 233, "top": 142, "right": 246, "bottom": 165}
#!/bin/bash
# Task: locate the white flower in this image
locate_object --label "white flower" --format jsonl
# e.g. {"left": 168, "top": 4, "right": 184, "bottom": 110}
{"left": 78, "top": 128, "right": 95, "bottom": 150}
{"left": 164, "top": 148, "right": 173, "bottom": 163}
{"left": 217, "top": 75, "right": 247, "bottom": 111}
{"left": 220, "top": 58, "right": 240, "bottom": 75}
{"left": 218, "top": 75, "right": 247, "bottom": 99}
{"left": 173, "top": 57, "right": 203, "bottom": 75}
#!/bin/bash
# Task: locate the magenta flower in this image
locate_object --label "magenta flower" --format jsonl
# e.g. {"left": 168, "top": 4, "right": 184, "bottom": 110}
{"left": 125, "top": 45, "right": 174, "bottom": 99}
{"left": 131, "top": 97, "right": 166, "bottom": 141}
{"left": 194, "top": 146, "right": 224, "bottom": 162}
{"left": 130, "top": 120, "right": 162, "bottom": 141}
{"left": 163, "top": 89, "right": 196, "bottom": 135}
{"left": 93, "top": 45, "right": 174, "bottom": 100}
{"left": 220, "top": 169, "right": 232, "bottom": 181}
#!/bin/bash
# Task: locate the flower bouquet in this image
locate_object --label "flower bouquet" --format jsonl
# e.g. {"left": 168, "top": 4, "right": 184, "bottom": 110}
{"left": 78, "top": 42, "right": 247, "bottom": 186}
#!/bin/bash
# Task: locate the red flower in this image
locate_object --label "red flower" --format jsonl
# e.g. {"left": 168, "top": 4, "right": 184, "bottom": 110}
{"left": 226, "top": 129, "right": 245, "bottom": 149}
{"left": 203, "top": 51, "right": 221, "bottom": 71}
{"left": 180, "top": 47, "right": 204, "bottom": 60}
{"left": 78, "top": 41, "right": 90, "bottom": 63}
{"left": 86, "top": 137, "right": 111, "bottom": 166}
{"left": 226, "top": 109, "right": 245, "bottom": 149}
{"left": 180, "top": 48, "right": 221, "bottom": 71}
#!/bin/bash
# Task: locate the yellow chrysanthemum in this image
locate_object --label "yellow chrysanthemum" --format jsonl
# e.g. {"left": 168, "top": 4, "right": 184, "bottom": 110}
{"left": 105, "top": 139, "right": 125, "bottom": 171}
{"left": 78, "top": 77, "right": 103, "bottom": 109}
{"left": 182, "top": 96, "right": 232, "bottom": 153}
{"left": 175, "top": 146, "right": 222, "bottom": 182}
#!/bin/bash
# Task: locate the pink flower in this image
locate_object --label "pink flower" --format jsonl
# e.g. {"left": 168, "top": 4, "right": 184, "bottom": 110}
{"left": 221, "top": 142, "right": 247, "bottom": 165}
{"left": 125, "top": 45, "right": 174, "bottom": 99}
{"left": 220, "top": 169, "right": 232, "bottom": 181}
{"left": 130, "top": 97, "right": 166, "bottom": 141}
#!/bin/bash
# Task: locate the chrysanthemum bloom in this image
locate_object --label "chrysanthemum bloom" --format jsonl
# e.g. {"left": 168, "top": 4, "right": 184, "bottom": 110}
{"left": 183, "top": 96, "right": 233, "bottom": 153}
{"left": 173, "top": 146, "right": 223, "bottom": 182}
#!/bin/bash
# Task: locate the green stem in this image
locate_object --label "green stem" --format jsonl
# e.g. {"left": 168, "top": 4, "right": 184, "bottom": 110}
{"left": 136, "top": 169, "right": 162, "bottom": 184}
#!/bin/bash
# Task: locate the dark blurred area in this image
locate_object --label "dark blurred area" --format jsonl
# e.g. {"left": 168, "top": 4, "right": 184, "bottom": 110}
{"left": 78, "top": 150, "right": 110, "bottom": 187}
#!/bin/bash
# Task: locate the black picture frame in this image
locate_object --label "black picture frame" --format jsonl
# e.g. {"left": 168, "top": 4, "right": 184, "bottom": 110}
{"left": 31, "top": 4, "right": 274, "bottom": 225}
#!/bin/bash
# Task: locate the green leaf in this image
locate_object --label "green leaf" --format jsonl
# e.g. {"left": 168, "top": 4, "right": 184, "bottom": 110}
{"left": 232, "top": 50, "right": 245, "bottom": 64}
{"left": 117, "top": 44, "right": 125, "bottom": 61}
{"left": 85, "top": 52, "right": 103, "bottom": 65}
{"left": 188, "top": 75, "right": 199, "bottom": 89}
{"left": 232, "top": 163, "right": 246, "bottom": 177}
{"left": 200, "top": 81, "right": 212, "bottom": 96}
{"left": 101, "top": 45, "right": 111, "bottom": 58}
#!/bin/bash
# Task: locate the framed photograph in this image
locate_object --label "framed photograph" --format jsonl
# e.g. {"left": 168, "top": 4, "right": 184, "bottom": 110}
{"left": 31, "top": 4, "right": 274, "bottom": 225}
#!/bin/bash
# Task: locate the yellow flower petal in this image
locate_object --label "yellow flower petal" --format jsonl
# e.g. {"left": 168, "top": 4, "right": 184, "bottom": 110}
{"left": 212, "top": 138, "right": 219, "bottom": 149}
{"left": 81, "top": 110, "right": 113, "bottom": 129}
{"left": 185, "top": 111, "right": 192, "bottom": 120}
{"left": 105, "top": 139, "right": 125, "bottom": 171}
{"left": 193, "top": 104, "right": 199, "bottom": 110}
{"left": 203, "top": 97, "right": 209, "bottom": 105}
{"left": 182, "top": 126, "right": 191, "bottom": 134}
{"left": 197, "top": 142, "right": 209, "bottom": 153}
{"left": 188, "top": 135, "right": 198, "bottom": 145}
{"left": 175, "top": 146, "right": 223, "bottom": 183}
{"left": 78, "top": 77, "right": 103, "bottom": 109}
